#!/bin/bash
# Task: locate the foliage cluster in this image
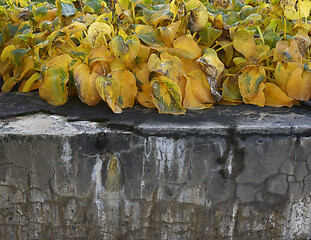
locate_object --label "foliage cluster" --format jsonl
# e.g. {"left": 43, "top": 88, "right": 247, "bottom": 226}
{"left": 0, "top": 0, "right": 311, "bottom": 114}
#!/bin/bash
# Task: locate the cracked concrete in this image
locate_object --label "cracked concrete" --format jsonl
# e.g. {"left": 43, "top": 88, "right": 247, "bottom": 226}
{"left": 0, "top": 112, "right": 310, "bottom": 239}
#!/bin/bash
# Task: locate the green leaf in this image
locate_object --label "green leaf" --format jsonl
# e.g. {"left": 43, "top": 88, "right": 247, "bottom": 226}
{"left": 222, "top": 77, "right": 242, "bottom": 102}
{"left": 40, "top": 17, "right": 61, "bottom": 32}
{"left": 10, "top": 48, "right": 28, "bottom": 67}
{"left": 199, "top": 27, "right": 222, "bottom": 47}
{"left": 264, "top": 32, "right": 280, "bottom": 49}
{"left": 134, "top": 25, "right": 164, "bottom": 47}
{"left": 0, "top": 33, "right": 3, "bottom": 46}
{"left": 239, "top": 14, "right": 262, "bottom": 27}
{"left": 239, "top": 6, "right": 259, "bottom": 20}
{"left": 34, "top": 6, "right": 49, "bottom": 21}
{"left": 15, "top": 29, "right": 36, "bottom": 42}
{"left": 2, "top": 23, "right": 19, "bottom": 41}
{"left": 61, "top": 1, "right": 76, "bottom": 17}
{"left": 83, "top": 0, "right": 101, "bottom": 14}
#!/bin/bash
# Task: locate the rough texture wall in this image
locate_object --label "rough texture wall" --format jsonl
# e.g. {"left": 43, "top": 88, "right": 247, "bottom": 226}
{"left": 0, "top": 113, "right": 310, "bottom": 240}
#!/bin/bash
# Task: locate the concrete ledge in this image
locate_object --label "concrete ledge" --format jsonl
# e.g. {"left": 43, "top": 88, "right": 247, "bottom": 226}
{"left": 0, "top": 93, "right": 311, "bottom": 239}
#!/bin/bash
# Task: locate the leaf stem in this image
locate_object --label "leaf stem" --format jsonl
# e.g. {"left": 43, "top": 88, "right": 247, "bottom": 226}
{"left": 264, "top": 67, "right": 275, "bottom": 71}
{"left": 257, "top": 25, "right": 265, "bottom": 44}
{"left": 216, "top": 42, "right": 233, "bottom": 52}
{"left": 281, "top": 0, "right": 287, "bottom": 39}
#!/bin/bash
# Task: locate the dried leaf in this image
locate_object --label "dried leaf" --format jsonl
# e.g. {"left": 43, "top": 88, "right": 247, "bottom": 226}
{"left": 197, "top": 48, "right": 224, "bottom": 101}
{"left": 185, "top": 0, "right": 209, "bottom": 33}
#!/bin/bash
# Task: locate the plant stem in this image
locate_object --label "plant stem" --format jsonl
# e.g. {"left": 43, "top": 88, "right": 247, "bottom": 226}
{"left": 257, "top": 25, "right": 265, "bottom": 44}
{"left": 264, "top": 67, "right": 275, "bottom": 71}
{"left": 216, "top": 42, "right": 234, "bottom": 52}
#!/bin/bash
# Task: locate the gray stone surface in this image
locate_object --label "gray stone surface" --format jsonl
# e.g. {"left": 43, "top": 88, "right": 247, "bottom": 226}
{"left": 267, "top": 174, "right": 288, "bottom": 195}
{"left": 0, "top": 111, "right": 311, "bottom": 239}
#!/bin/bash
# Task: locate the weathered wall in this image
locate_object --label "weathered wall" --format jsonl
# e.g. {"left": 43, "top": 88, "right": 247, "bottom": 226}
{"left": 0, "top": 113, "right": 310, "bottom": 240}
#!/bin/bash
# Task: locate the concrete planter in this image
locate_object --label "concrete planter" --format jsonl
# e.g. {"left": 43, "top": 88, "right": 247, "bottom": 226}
{"left": 0, "top": 93, "right": 310, "bottom": 239}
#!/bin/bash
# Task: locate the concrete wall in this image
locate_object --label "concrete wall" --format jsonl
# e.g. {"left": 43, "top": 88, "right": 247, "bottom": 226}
{"left": 0, "top": 113, "right": 310, "bottom": 239}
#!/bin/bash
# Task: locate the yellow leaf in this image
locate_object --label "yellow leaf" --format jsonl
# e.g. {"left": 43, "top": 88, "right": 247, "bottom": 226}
{"left": 109, "top": 35, "right": 140, "bottom": 67}
{"left": 294, "top": 30, "right": 311, "bottom": 55}
{"left": 171, "top": 35, "right": 202, "bottom": 60}
{"left": 74, "top": 63, "right": 102, "bottom": 106}
{"left": 96, "top": 74, "right": 122, "bottom": 113}
{"left": 1, "top": 45, "right": 16, "bottom": 62}
{"left": 151, "top": 75, "right": 185, "bottom": 115}
{"left": 134, "top": 65, "right": 153, "bottom": 107}
{"left": 287, "top": 67, "right": 311, "bottom": 101}
{"left": 238, "top": 65, "right": 266, "bottom": 100}
{"left": 137, "top": 90, "right": 155, "bottom": 108}
{"left": 1, "top": 76, "right": 17, "bottom": 92}
{"left": 109, "top": 58, "right": 126, "bottom": 72}
{"left": 248, "top": 44, "right": 271, "bottom": 64}
{"left": 19, "top": 72, "right": 41, "bottom": 92}
{"left": 39, "top": 67, "right": 69, "bottom": 106}
{"left": 299, "top": 0, "right": 311, "bottom": 18}
{"left": 62, "top": 21, "right": 87, "bottom": 37}
{"left": 284, "top": 5, "right": 300, "bottom": 20}
{"left": 159, "top": 27, "right": 175, "bottom": 48}
{"left": 88, "top": 45, "right": 115, "bottom": 67}
{"left": 18, "top": 55, "right": 35, "bottom": 80}
{"left": 44, "top": 53, "right": 73, "bottom": 69}
{"left": 147, "top": 52, "right": 185, "bottom": 89}
{"left": 0, "top": 60, "right": 12, "bottom": 76}
{"left": 183, "top": 69, "right": 214, "bottom": 109}
{"left": 110, "top": 70, "right": 138, "bottom": 109}
{"left": 264, "top": 82, "right": 295, "bottom": 107}
{"left": 243, "top": 82, "right": 266, "bottom": 107}
{"left": 87, "top": 22, "right": 112, "bottom": 48}
{"left": 150, "top": 10, "right": 173, "bottom": 27}
{"left": 274, "top": 39, "right": 302, "bottom": 63}
{"left": 133, "top": 63, "right": 150, "bottom": 92}
{"left": 275, "top": 62, "right": 290, "bottom": 93}
{"left": 180, "top": 57, "right": 202, "bottom": 74}
{"left": 170, "top": 0, "right": 179, "bottom": 20}
{"left": 158, "top": 20, "right": 181, "bottom": 47}
{"left": 216, "top": 40, "right": 233, "bottom": 66}
{"left": 135, "top": 44, "right": 150, "bottom": 65}
{"left": 231, "top": 28, "right": 256, "bottom": 59}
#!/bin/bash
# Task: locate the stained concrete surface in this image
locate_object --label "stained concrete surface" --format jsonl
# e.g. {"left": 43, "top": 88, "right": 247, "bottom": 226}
{"left": 0, "top": 93, "right": 311, "bottom": 239}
